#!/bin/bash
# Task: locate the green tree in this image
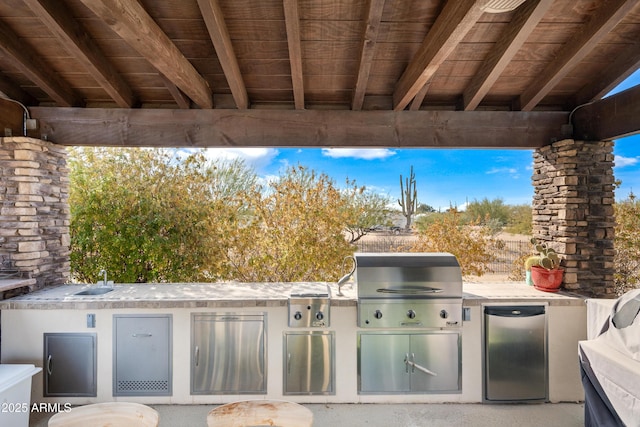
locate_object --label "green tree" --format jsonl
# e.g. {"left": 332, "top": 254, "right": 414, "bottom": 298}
{"left": 343, "top": 180, "right": 391, "bottom": 243}
{"left": 68, "top": 147, "right": 255, "bottom": 283}
{"left": 505, "top": 204, "right": 532, "bottom": 235}
{"left": 464, "top": 197, "right": 510, "bottom": 228}
{"left": 614, "top": 192, "right": 640, "bottom": 295}
{"left": 225, "top": 166, "right": 355, "bottom": 282}
{"left": 407, "top": 210, "right": 501, "bottom": 277}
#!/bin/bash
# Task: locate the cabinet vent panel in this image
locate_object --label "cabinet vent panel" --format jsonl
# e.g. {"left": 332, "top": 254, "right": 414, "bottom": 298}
{"left": 117, "top": 380, "right": 169, "bottom": 393}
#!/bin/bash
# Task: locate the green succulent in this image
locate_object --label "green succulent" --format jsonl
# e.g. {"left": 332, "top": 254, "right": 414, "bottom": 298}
{"left": 530, "top": 238, "right": 561, "bottom": 270}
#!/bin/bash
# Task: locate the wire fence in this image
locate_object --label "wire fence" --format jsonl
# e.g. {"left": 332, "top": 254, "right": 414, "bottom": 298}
{"left": 354, "top": 236, "right": 531, "bottom": 275}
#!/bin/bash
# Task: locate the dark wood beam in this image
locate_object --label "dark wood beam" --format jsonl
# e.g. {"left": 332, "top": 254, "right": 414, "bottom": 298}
{"left": 0, "top": 99, "right": 26, "bottom": 137}
{"left": 0, "top": 20, "right": 81, "bottom": 107}
{"left": 79, "top": 0, "right": 212, "bottom": 109}
{"left": 31, "top": 107, "right": 567, "bottom": 149}
{"left": 352, "top": 0, "right": 385, "bottom": 111}
{"left": 23, "top": 0, "right": 135, "bottom": 108}
{"left": 196, "top": 0, "right": 248, "bottom": 109}
{"left": 463, "top": 0, "right": 553, "bottom": 111}
{"left": 393, "top": 0, "right": 485, "bottom": 111}
{"left": 574, "top": 42, "right": 640, "bottom": 105}
{"left": 0, "top": 74, "right": 37, "bottom": 106}
{"left": 572, "top": 84, "right": 640, "bottom": 141}
{"left": 519, "top": 0, "right": 637, "bottom": 111}
{"left": 283, "top": 0, "right": 304, "bottom": 110}
{"left": 409, "top": 80, "right": 430, "bottom": 111}
{"left": 159, "top": 73, "right": 191, "bottom": 109}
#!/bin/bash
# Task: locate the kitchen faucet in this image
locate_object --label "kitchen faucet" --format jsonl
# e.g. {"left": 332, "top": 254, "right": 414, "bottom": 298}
{"left": 98, "top": 269, "right": 111, "bottom": 288}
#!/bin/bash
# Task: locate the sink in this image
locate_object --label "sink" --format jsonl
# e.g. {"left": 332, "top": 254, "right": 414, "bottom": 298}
{"left": 74, "top": 287, "right": 114, "bottom": 296}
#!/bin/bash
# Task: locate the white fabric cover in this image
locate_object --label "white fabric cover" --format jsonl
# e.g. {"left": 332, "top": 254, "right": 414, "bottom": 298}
{"left": 580, "top": 289, "right": 640, "bottom": 426}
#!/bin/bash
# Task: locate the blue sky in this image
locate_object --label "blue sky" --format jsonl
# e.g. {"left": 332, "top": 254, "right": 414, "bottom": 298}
{"left": 204, "top": 70, "right": 640, "bottom": 211}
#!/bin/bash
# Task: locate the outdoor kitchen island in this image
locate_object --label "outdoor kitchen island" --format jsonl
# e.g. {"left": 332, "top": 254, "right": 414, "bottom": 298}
{"left": 0, "top": 280, "right": 586, "bottom": 406}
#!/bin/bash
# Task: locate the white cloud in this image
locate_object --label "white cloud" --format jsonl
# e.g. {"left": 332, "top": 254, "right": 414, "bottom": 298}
{"left": 486, "top": 167, "right": 518, "bottom": 175}
{"left": 202, "top": 148, "right": 279, "bottom": 170}
{"left": 321, "top": 148, "right": 396, "bottom": 160}
{"left": 615, "top": 155, "right": 640, "bottom": 168}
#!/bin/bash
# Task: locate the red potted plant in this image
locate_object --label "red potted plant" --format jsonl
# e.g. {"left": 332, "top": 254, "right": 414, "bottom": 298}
{"left": 530, "top": 238, "right": 564, "bottom": 292}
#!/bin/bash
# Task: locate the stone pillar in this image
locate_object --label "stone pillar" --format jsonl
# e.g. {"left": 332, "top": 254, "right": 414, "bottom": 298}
{"left": 532, "top": 139, "right": 615, "bottom": 297}
{"left": 0, "top": 137, "right": 70, "bottom": 290}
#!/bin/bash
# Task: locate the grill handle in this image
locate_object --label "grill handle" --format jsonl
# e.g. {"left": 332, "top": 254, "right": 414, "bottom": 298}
{"left": 376, "top": 288, "right": 443, "bottom": 294}
{"left": 405, "top": 353, "right": 438, "bottom": 377}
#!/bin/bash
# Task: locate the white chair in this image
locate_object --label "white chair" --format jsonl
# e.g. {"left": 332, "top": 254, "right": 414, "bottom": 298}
{"left": 207, "top": 399, "right": 313, "bottom": 427}
{"left": 48, "top": 402, "right": 159, "bottom": 427}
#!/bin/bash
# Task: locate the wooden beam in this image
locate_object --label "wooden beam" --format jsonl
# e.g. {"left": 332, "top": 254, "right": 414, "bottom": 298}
{"left": 0, "top": 99, "right": 25, "bottom": 137}
{"left": 196, "top": 0, "right": 248, "bottom": 109}
{"left": 519, "top": 0, "right": 637, "bottom": 111}
{"left": 23, "top": 0, "right": 135, "bottom": 108}
{"left": 283, "top": 0, "right": 304, "bottom": 110}
{"left": 574, "top": 42, "right": 640, "bottom": 105}
{"left": 409, "top": 80, "right": 431, "bottom": 111}
{"left": 463, "top": 0, "right": 554, "bottom": 111}
{"left": 31, "top": 107, "right": 567, "bottom": 149}
{"left": 159, "top": 73, "right": 191, "bottom": 109}
{"left": 392, "top": 0, "right": 485, "bottom": 111}
{"left": 0, "top": 20, "right": 80, "bottom": 107}
{"left": 79, "top": 0, "right": 212, "bottom": 109}
{"left": 573, "top": 84, "right": 640, "bottom": 141}
{"left": 0, "top": 74, "right": 37, "bottom": 106}
{"left": 352, "top": 0, "right": 385, "bottom": 111}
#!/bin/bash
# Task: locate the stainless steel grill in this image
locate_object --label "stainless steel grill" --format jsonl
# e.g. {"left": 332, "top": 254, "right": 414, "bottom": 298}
{"left": 355, "top": 253, "right": 463, "bottom": 329}
{"left": 355, "top": 252, "right": 463, "bottom": 394}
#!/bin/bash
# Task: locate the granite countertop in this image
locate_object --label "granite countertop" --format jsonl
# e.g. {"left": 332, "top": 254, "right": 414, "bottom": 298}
{"left": 0, "top": 280, "right": 585, "bottom": 309}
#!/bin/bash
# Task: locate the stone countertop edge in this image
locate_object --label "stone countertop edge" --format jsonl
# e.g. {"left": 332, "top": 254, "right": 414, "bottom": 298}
{"left": 0, "top": 281, "right": 588, "bottom": 309}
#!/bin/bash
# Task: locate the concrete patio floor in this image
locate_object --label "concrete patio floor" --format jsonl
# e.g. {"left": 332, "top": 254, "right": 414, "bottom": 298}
{"left": 30, "top": 402, "right": 584, "bottom": 426}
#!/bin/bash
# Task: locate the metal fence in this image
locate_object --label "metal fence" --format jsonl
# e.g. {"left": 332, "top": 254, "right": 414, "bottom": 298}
{"left": 355, "top": 237, "right": 531, "bottom": 275}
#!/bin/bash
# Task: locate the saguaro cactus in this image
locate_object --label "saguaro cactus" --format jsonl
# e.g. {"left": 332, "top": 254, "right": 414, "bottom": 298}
{"left": 398, "top": 166, "right": 418, "bottom": 231}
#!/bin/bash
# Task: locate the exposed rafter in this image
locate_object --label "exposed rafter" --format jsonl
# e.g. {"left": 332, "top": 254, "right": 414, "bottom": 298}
{"left": 0, "top": 73, "right": 36, "bottom": 106}
{"left": 462, "top": 0, "right": 554, "bottom": 111}
{"left": 158, "top": 73, "right": 191, "bottom": 109}
{"left": 283, "top": 0, "right": 305, "bottom": 110}
{"left": 393, "top": 0, "right": 486, "bottom": 111}
{"left": 0, "top": 20, "right": 80, "bottom": 107}
{"left": 196, "top": 0, "right": 248, "bottom": 109}
{"left": 519, "top": 0, "right": 638, "bottom": 111}
{"left": 78, "top": 0, "right": 212, "bottom": 109}
{"left": 574, "top": 41, "right": 640, "bottom": 105}
{"left": 23, "top": 0, "right": 135, "bottom": 108}
{"left": 352, "top": 0, "right": 385, "bottom": 111}
{"left": 31, "top": 107, "right": 568, "bottom": 149}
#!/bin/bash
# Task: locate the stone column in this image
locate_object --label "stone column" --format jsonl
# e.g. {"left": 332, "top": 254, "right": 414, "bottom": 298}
{"left": 0, "top": 137, "right": 70, "bottom": 291}
{"left": 532, "top": 139, "right": 615, "bottom": 297}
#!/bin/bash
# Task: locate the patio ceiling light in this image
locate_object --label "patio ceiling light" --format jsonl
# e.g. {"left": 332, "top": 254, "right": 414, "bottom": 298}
{"left": 481, "top": 0, "right": 528, "bottom": 13}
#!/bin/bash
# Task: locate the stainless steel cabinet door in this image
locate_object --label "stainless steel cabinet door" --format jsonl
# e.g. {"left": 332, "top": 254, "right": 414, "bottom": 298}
{"left": 44, "top": 333, "right": 96, "bottom": 397}
{"left": 284, "top": 331, "right": 334, "bottom": 395}
{"left": 113, "top": 315, "right": 172, "bottom": 396}
{"left": 410, "top": 333, "right": 461, "bottom": 392}
{"left": 359, "top": 333, "right": 411, "bottom": 393}
{"left": 191, "top": 313, "right": 266, "bottom": 394}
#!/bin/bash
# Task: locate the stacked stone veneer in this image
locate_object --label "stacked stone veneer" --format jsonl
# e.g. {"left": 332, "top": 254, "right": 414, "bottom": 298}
{"left": 532, "top": 139, "right": 615, "bottom": 297}
{"left": 0, "top": 137, "right": 70, "bottom": 291}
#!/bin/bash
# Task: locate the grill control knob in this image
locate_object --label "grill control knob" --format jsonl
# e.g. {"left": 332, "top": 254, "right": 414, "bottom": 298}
{"left": 407, "top": 309, "right": 416, "bottom": 319}
{"left": 440, "top": 310, "right": 448, "bottom": 319}
{"left": 315, "top": 311, "right": 324, "bottom": 321}
{"left": 374, "top": 310, "right": 383, "bottom": 319}
{"left": 294, "top": 311, "right": 302, "bottom": 320}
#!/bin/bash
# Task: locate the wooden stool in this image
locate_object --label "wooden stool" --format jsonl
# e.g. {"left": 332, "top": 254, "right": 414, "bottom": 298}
{"left": 48, "top": 402, "right": 159, "bottom": 427}
{"left": 207, "top": 400, "right": 313, "bottom": 427}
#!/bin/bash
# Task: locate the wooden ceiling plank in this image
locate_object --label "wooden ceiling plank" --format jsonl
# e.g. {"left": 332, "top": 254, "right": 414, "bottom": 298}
{"left": 392, "top": 0, "right": 486, "bottom": 111}
{"left": 0, "top": 20, "right": 80, "bottom": 107}
{"left": 196, "top": 0, "right": 248, "bottom": 109}
{"left": 574, "top": 41, "right": 640, "bottom": 105}
{"left": 0, "top": 73, "right": 37, "bottom": 106}
{"left": 78, "top": 0, "right": 212, "bottom": 109}
{"left": 573, "top": 84, "right": 640, "bottom": 140}
{"left": 23, "top": 0, "right": 135, "bottom": 108}
{"left": 463, "top": 0, "right": 554, "bottom": 111}
{"left": 31, "top": 107, "right": 567, "bottom": 149}
{"left": 283, "top": 0, "right": 304, "bottom": 110}
{"left": 519, "top": 0, "right": 638, "bottom": 111}
{"left": 351, "top": 0, "right": 385, "bottom": 111}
